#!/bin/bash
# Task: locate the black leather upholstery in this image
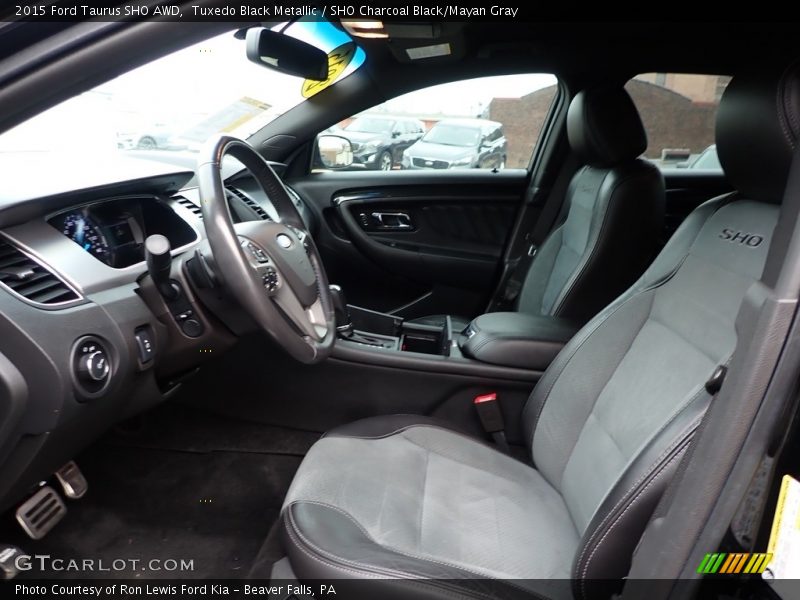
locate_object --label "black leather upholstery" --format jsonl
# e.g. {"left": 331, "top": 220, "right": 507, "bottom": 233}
{"left": 412, "top": 85, "right": 664, "bottom": 334}
{"left": 518, "top": 160, "right": 663, "bottom": 323}
{"left": 460, "top": 312, "right": 579, "bottom": 370}
{"left": 566, "top": 86, "right": 647, "bottom": 168}
{"left": 716, "top": 65, "right": 800, "bottom": 204}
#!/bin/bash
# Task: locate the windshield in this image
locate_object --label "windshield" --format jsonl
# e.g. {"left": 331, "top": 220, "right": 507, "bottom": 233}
{"left": 422, "top": 124, "right": 481, "bottom": 147}
{"left": 345, "top": 117, "right": 394, "bottom": 134}
{"left": 0, "top": 19, "right": 364, "bottom": 157}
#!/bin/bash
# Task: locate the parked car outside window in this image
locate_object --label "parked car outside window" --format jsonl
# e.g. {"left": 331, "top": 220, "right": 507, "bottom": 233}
{"left": 402, "top": 118, "right": 507, "bottom": 169}
{"left": 341, "top": 115, "right": 425, "bottom": 170}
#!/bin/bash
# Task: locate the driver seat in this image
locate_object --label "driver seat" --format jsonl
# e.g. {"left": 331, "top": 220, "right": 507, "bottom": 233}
{"left": 279, "top": 68, "right": 796, "bottom": 599}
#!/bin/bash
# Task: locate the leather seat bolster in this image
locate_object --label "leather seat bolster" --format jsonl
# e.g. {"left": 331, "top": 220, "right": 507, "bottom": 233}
{"left": 283, "top": 499, "right": 559, "bottom": 600}
{"left": 571, "top": 387, "right": 712, "bottom": 599}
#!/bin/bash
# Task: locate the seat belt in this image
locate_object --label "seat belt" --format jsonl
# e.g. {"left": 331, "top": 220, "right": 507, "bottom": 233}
{"left": 489, "top": 155, "right": 578, "bottom": 311}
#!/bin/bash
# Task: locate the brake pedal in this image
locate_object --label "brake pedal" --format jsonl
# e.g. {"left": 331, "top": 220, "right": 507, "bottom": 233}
{"left": 55, "top": 461, "right": 88, "bottom": 499}
{"left": 0, "top": 544, "right": 27, "bottom": 580}
{"left": 16, "top": 486, "right": 66, "bottom": 540}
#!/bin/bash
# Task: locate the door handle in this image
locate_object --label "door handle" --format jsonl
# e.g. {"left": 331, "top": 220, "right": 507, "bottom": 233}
{"left": 367, "top": 211, "right": 413, "bottom": 230}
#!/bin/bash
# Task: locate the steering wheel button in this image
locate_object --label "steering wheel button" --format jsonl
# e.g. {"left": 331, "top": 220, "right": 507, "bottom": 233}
{"left": 262, "top": 268, "right": 279, "bottom": 292}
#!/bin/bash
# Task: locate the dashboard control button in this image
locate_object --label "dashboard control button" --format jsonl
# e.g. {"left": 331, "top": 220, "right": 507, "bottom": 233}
{"left": 71, "top": 336, "right": 113, "bottom": 399}
{"left": 181, "top": 318, "right": 203, "bottom": 338}
{"left": 78, "top": 351, "right": 110, "bottom": 382}
{"left": 134, "top": 327, "right": 155, "bottom": 364}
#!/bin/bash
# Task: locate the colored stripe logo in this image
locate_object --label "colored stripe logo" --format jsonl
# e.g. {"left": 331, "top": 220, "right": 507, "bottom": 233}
{"left": 697, "top": 553, "right": 773, "bottom": 574}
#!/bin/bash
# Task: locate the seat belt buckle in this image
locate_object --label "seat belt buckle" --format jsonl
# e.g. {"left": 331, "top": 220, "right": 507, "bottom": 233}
{"left": 474, "top": 393, "right": 510, "bottom": 451}
{"left": 474, "top": 393, "right": 503, "bottom": 432}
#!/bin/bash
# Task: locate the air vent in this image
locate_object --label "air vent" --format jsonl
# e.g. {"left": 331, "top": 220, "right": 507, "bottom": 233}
{"left": 173, "top": 194, "right": 203, "bottom": 219}
{"left": 0, "top": 241, "right": 81, "bottom": 306}
{"left": 226, "top": 186, "right": 270, "bottom": 220}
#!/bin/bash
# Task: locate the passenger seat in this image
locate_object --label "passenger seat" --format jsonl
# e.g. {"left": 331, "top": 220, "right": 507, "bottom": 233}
{"left": 414, "top": 85, "right": 665, "bottom": 331}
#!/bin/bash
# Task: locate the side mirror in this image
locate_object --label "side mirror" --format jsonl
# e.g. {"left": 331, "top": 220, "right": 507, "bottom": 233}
{"left": 391, "top": 131, "right": 401, "bottom": 139}
{"left": 246, "top": 28, "right": 328, "bottom": 80}
{"left": 316, "top": 135, "right": 354, "bottom": 170}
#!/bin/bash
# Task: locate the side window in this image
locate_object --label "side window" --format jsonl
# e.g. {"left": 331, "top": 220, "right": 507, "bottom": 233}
{"left": 626, "top": 73, "right": 731, "bottom": 172}
{"left": 321, "top": 73, "right": 557, "bottom": 171}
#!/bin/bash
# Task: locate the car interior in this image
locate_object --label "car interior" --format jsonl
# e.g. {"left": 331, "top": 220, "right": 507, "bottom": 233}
{"left": 0, "top": 14, "right": 800, "bottom": 600}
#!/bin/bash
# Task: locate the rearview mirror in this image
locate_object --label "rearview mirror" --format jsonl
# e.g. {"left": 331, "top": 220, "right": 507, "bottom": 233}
{"left": 316, "top": 135, "right": 354, "bottom": 170}
{"left": 246, "top": 28, "right": 328, "bottom": 81}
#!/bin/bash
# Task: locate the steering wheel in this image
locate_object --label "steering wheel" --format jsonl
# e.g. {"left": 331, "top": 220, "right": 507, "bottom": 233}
{"left": 197, "top": 135, "right": 335, "bottom": 364}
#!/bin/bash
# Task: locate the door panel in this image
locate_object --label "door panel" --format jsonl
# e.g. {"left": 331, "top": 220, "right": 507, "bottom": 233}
{"left": 289, "top": 169, "right": 528, "bottom": 318}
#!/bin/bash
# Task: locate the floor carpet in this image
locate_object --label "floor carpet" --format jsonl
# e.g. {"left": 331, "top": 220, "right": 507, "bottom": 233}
{"left": 1, "top": 403, "right": 320, "bottom": 579}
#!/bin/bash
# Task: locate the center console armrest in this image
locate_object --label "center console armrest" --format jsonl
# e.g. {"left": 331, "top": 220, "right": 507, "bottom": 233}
{"left": 460, "top": 312, "right": 579, "bottom": 370}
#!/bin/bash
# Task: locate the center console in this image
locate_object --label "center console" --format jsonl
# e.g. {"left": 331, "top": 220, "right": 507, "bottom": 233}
{"left": 329, "top": 285, "right": 579, "bottom": 380}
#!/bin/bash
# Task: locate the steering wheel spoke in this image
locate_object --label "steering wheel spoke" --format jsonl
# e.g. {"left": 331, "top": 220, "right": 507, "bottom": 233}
{"left": 272, "top": 282, "right": 328, "bottom": 341}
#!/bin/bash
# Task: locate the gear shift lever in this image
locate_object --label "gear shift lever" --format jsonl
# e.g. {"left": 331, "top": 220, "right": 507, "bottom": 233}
{"left": 329, "top": 284, "right": 353, "bottom": 337}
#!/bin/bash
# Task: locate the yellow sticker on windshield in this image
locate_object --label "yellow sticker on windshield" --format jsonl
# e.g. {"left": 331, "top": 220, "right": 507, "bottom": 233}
{"left": 301, "top": 42, "right": 356, "bottom": 99}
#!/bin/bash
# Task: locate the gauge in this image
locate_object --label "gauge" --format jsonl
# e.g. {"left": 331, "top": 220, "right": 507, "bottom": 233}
{"left": 61, "top": 212, "right": 111, "bottom": 263}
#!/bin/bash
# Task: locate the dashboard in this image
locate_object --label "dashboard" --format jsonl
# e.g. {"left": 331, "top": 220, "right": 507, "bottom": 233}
{"left": 0, "top": 153, "right": 313, "bottom": 511}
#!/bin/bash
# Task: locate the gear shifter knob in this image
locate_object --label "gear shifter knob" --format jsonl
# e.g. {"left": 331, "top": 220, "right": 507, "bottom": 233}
{"left": 329, "top": 284, "right": 353, "bottom": 337}
{"left": 145, "top": 234, "right": 179, "bottom": 300}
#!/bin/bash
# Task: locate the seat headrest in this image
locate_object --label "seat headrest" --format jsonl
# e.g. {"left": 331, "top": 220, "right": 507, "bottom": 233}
{"left": 716, "top": 65, "right": 800, "bottom": 204}
{"left": 566, "top": 86, "right": 647, "bottom": 168}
